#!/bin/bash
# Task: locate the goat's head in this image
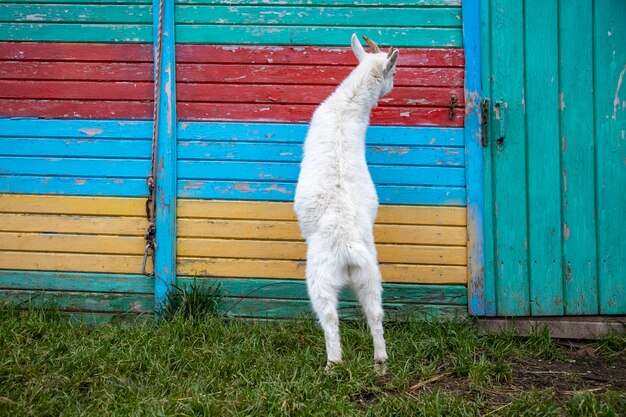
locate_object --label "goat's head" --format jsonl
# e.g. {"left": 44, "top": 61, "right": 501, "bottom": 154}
{"left": 350, "top": 33, "right": 399, "bottom": 98}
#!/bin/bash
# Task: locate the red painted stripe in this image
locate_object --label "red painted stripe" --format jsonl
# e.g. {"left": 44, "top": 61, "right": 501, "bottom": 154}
{"left": 0, "top": 61, "right": 153, "bottom": 82}
{"left": 176, "top": 45, "right": 465, "bottom": 67}
{"left": 177, "top": 64, "right": 463, "bottom": 87}
{"left": 0, "top": 99, "right": 151, "bottom": 119}
{"left": 0, "top": 80, "right": 152, "bottom": 101}
{"left": 178, "top": 84, "right": 464, "bottom": 107}
{"left": 0, "top": 42, "right": 464, "bottom": 125}
{"left": 0, "top": 42, "right": 152, "bottom": 62}
{"left": 178, "top": 103, "right": 463, "bottom": 127}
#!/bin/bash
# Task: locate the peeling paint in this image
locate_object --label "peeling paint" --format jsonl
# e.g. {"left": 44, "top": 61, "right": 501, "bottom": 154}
{"left": 78, "top": 128, "right": 104, "bottom": 137}
{"left": 232, "top": 182, "right": 254, "bottom": 193}
{"left": 559, "top": 92, "right": 565, "bottom": 111}
{"left": 183, "top": 181, "right": 204, "bottom": 189}
{"left": 612, "top": 65, "right": 625, "bottom": 120}
{"left": 563, "top": 223, "right": 570, "bottom": 241}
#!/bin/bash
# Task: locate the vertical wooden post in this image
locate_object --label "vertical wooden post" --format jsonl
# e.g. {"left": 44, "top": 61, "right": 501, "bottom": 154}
{"left": 153, "top": 0, "right": 177, "bottom": 313}
{"left": 463, "top": 0, "right": 487, "bottom": 316}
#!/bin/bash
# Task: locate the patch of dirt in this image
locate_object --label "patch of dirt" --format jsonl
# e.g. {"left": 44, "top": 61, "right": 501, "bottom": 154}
{"left": 409, "top": 345, "right": 626, "bottom": 403}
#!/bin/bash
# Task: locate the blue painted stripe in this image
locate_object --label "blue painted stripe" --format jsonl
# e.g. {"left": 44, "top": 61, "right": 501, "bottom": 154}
{"left": 0, "top": 118, "right": 152, "bottom": 139}
{"left": 1, "top": 157, "right": 149, "bottom": 178}
{"left": 178, "top": 122, "right": 464, "bottom": 147}
{"left": 463, "top": 0, "right": 487, "bottom": 316}
{"left": 178, "top": 180, "right": 465, "bottom": 206}
{"left": 1, "top": 139, "right": 463, "bottom": 167}
{"left": 0, "top": 138, "right": 151, "bottom": 159}
{"left": 0, "top": 175, "right": 148, "bottom": 197}
{"left": 178, "top": 142, "right": 464, "bottom": 166}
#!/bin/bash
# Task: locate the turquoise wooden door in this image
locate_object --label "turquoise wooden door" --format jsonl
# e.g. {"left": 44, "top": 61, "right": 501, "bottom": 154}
{"left": 480, "top": 0, "right": 626, "bottom": 316}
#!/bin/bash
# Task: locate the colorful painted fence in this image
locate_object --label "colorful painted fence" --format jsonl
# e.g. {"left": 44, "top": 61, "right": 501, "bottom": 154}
{"left": 0, "top": 0, "right": 474, "bottom": 321}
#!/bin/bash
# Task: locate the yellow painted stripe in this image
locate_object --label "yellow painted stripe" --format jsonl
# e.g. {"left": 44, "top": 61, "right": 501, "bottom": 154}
{"left": 178, "top": 238, "right": 466, "bottom": 266}
{"left": 0, "top": 251, "right": 151, "bottom": 274}
{"left": 177, "top": 258, "right": 466, "bottom": 284}
{"left": 0, "top": 232, "right": 145, "bottom": 255}
{"left": 0, "top": 213, "right": 147, "bottom": 236}
{"left": 0, "top": 194, "right": 145, "bottom": 216}
{"left": 178, "top": 199, "right": 467, "bottom": 226}
{"left": 177, "top": 219, "right": 466, "bottom": 246}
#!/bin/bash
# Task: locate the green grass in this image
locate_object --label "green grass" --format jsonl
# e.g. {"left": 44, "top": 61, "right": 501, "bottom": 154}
{"left": 0, "top": 305, "right": 624, "bottom": 417}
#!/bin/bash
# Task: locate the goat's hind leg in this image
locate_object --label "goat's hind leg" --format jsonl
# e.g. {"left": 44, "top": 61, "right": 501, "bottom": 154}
{"left": 351, "top": 258, "right": 387, "bottom": 371}
{"left": 306, "top": 260, "right": 344, "bottom": 370}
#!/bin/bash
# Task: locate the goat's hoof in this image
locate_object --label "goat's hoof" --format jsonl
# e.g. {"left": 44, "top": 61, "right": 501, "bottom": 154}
{"left": 374, "top": 359, "right": 387, "bottom": 375}
{"left": 324, "top": 361, "right": 340, "bottom": 372}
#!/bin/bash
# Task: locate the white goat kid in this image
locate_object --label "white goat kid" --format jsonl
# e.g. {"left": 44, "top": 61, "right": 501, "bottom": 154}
{"left": 294, "top": 34, "right": 399, "bottom": 371}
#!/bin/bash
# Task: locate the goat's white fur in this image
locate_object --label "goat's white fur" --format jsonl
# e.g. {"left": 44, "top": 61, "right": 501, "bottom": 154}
{"left": 294, "top": 34, "right": 399, "bottom": 370}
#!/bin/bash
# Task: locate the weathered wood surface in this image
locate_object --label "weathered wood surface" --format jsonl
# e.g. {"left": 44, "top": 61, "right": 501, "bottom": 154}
{"left": 0, "top": 43, "right": 463, "bottom": 125}
{"left": 594, "top": 0, "right": 626, "bottom": 315}
{"left": 179, "top": 277, "right": 467, "bottom": 320}
{"left": 481, "top": 0, "right": 626, "bottom": 316}
{"left": 175, "top": 199, "right": 467, "bottom": 284}
{"left": 0, "top": 1, "right": 461, "bottom": 46}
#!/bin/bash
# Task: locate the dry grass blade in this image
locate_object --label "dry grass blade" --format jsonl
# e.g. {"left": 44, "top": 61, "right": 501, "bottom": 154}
{"left": 409, "top": 371, "right": 454, "bottom": 391}
{"left": 482, "top": 402, "right": 513, "bottom": 416}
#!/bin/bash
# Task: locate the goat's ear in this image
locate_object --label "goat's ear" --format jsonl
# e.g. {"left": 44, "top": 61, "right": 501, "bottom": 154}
{"left": 384, "top": 49, "right": 399, "bottom": 74}
{"left": 351, "top": 33, "right": 366, "bottom": 62}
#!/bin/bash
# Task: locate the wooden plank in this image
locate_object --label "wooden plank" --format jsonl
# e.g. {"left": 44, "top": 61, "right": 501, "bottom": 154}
{"left": 0, "top": 175, "right": 149, "bottom": 197}
{"left": 0, "top": 138, "right": 151, "bottom": 159}
{"left": 1, "top": 157, "right": 149, "bottom": 178}
{"left": 0, "top": 99, "right": 152, "bottom": 119}
{"left": 0, "top": 23, "right": 152, "bottom": 43}
{"left": 178, "top": 142, "right": 465, "bottom": 167}
{"left": 175, "top": 44, "right": 465, "bottom": 67}
{"left": 179, "top": 277, "right": 468, "bottom": 305}
{"left": 178, "top": 83, "right": 464, "bottom": 107}
{"left": 524, "top": 0, "right": 563, "bottom": 316}
{"left": 0, "top": 251, "right": 150, "bottom": 274}
{"left": 559, "top": 0, "right": 598, "bottom": 315}
{"left": 178, "top": 179, "right": 465, "bottom": 205}
{"left": 174, "top": 0, "right": 461, "bottom": 5}
{"left": 216, "top": 297, "right": 466, "bottom": 320}
{"left": 178, "top": 161, "right": 464, "bottom": 187}
{"left": 0, "top": 41, "right": 153, "bottom": 62}
{"left": 153, "top": 0, "right": 178, "bottom": 312}
{"left": 0, "top": 4, "right": 152, "bottom": 23}
{"left": 175, "top": 5, "right": 461, "bottom": 27}
{"left": 177, "top": 199, "right": 467, "bottom": 225}
{"left": 0, "top": 119, "right": 152, "bottom": 139}
{"left": 177, "top": 65, "right": 464, "bottom": 87}
{"left": 178, "top": 238, "right": 466, "bottom": 265}
{"left": 0, "top": 289, "right": 153, "bottom": 313}
{"left": 0, "top": 194, "right": 145, "bottom": 216}
{"left": 594, "top": 0, "right": 626, "bottom": 315}
{"left": 0, "top": 270, "right": 153, "bottom": 294}
{"left": 177, "top": 218, "right": 466, "bottom": 245}
{"left": 0, "top": 62, "right": 153, "bottom": 81}
{"left": 0, "top": 213, "right": 147, "bottom": 236}
{"left": 462, "top": 0, "right": 485, "bottom": 316}
{"left": 479, "top": 0, "right": 496, "bottom": 316}
{"left": 489, "top": 0, "right": 529, "bottom": 316}
{"left": 175, "top": 25, "right": 461, "bottom": 48}
{"left": 0, "top": 80, "right": 152, "bottom": 100}
{"left": 177, "top": 102, "right": 463, "bottom": 126}
{"left": 477, "top": 317, "right": 626, "bottom": 340}
{"left": 0, "top": 232, "right": 145, "bottom": 255}
{"left": 177, "top": 122, "right": 465, "bottom": 147}
{"left": 177, "top": 257, "right": 466, "bottom": 283}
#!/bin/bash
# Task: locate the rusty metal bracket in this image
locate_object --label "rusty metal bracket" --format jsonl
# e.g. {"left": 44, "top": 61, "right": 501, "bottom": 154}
{"left": 480, "top": 98, "right": 489, "bottom": 147}
{"left": 448, "top": 95, "right": 458, "bottom": 121}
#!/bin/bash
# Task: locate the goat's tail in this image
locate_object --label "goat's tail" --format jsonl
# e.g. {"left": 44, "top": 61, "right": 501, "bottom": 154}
{"left": 340, "top": 241, "right": 374, "bottom": 267}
